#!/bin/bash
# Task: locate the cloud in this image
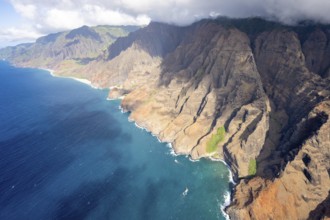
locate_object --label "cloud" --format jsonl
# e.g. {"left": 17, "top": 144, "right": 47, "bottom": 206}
{"left": 1, "top": 0, "right": 330, "bottom": 47}
{"left": 81, "top": 5, "right": 151, "bottom": 26}
{"left": 0, "top": 26, "right": 41, "bottom": 48}
{"left": 44, "top": 9, "right": 84, "bottom": 30}
{"left": 9, "top": 0, "right": 329, "bottom": 29}
{"left": 262, "top": 0, "right": 330, "bottom": 24}
{"left": 0, "top": 27, "right": 41, "bottom": 41}
{"left": 11, "top": 3, "right": 36, "bottom": 19}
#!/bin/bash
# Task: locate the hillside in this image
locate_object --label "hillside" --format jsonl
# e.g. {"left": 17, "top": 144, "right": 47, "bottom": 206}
{"left": 0, "top": 25, "right": 139, "bottom": 78}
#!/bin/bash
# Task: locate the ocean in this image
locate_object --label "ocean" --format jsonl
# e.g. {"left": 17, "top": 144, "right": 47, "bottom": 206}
{"left": 0, "top": 61, "right": 231, "bottom": 220}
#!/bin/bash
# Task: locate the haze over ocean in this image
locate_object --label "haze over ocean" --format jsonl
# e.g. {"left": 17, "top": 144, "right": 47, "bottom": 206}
{"left": 0, "top": 61, "right": 230, "bottom": 220}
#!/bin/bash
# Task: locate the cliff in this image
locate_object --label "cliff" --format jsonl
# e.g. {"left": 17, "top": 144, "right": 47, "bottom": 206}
{"left": 1, "top": 17, "right": 329, "bottom": 219}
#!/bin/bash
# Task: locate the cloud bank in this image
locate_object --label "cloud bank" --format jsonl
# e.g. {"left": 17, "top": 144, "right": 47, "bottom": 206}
{"left": 1, "top": 0, "right": 330, "bottom": 47}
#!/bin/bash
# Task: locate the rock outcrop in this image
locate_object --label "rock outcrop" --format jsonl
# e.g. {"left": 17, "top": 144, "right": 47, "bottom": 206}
{"left": 227, "top": 101, "right": 330, "bottom": 220}
{"left": 1, "top": 17, "right": 329, "bottom": 219}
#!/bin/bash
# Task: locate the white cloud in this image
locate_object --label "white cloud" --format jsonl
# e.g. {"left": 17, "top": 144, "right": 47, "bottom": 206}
{"left": 0, "top": 28, "right": 39, "bottom": 41}
{"left": 262, "top": 0, "right": 330, "bottom": 24}
{"left": 8, "top": 0, "right": 330, "bottom": 27}
{"left": 11, "top": 2, "right": 36, "bottom": 19}
{"left": 45, "top": 9, "right": 83, "bottom": 30}
{"left": 0, "top": 26, "right": 41, "bottom": 42}
{"left": 1, "top": 0, "right": 330, "bottom": 47}
{"left": 81, "top": 5, "right": 151, "bottom": 26}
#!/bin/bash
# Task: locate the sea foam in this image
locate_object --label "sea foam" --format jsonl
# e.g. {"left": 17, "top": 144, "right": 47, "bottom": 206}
{"left": 42, "top": 68, "right": 99, "bottom": 89}
{"left": 220, "top": 191, "right": 231, "bottom": 220}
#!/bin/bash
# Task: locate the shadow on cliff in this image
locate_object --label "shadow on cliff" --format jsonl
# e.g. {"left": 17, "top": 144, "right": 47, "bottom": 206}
{"left": 308, "top": 192, "right": 330, "bottom": 220}
{"left": 107, "top": 22, "right": 185, "bottom": 61}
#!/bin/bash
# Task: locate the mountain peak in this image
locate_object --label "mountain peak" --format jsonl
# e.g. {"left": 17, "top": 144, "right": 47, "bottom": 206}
{"left": 65, "top": 25, "right": 102, "bottom": 42}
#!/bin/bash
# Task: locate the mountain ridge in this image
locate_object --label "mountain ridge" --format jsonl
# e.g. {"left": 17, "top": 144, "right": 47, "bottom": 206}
{"left": 0, "top": 25, "right": 140, "bottom": 78}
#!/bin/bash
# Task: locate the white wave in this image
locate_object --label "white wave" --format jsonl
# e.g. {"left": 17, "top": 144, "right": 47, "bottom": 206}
{"left": 166, "top": 143, "right": 173, "bottom": 150}
{"left": 41, "top": 68, "right": 100, "bottom": 89}
{"left": 217, "top": 160, "right": 236, "bottom": 185}
{"left": 220, "top": 191, "right": 231, "bottom": 220}
{"left": 69, "top": 77, "right": 100, "bottom": 90}
{"left": 169, "top": 149, "right": 178, "bottom": 156}
{"left": 107, "top": 95, "right": 125, "bottom": 101}
{"left": 128, "top": 117, "right": 134, "bottom": 122}
{"left": 188, "top": 157, "right": 200, "bottom": 162}
{"left": 116, "top": 105, "right": 179, "bottom": 158}
{"left": 71, "top": 77, "right": 92, "bottom": 86}
{"left": 208, "top": 156, "right": 223, "bottom": 162}
{"left": 118, "top": 106, "right": 128, "bottom": 113}
{"left": 227, "top": 168, "right": 236, "bottom": 185}
{"left": 42, "top": 68, "right": 55, "bottom": 76}
{"left": 134, "top": 122, "right": 147, "bottom": 131}
{"left": 166, "top": 143, "right": 179, "bottom": 156}
{"left": 131, "top": 120, "right": 165, "bottom": 143}
{"left": 151, "top": 133, "right": 162, "bottom": 143}
{"left": 206, "top": 157, "right": 236, "bottom": 185}
{"left": 182, "top": 187, "right": 189, "bottom": 197}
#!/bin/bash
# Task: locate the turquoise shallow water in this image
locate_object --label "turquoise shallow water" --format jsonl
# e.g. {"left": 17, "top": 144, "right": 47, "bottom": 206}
{"left": 0, "top": 61, "right": 231, "bottom": 220}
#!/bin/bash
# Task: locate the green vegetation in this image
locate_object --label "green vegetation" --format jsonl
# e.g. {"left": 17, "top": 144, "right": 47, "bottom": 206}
{"left": 206, "top": 126, "right": 226, "bottom": 153}
{"left": 248, "top": 159, "right": 257, "bottom": 176}
{"left": 94, "top": 26, "right": 139, "bottom": 39}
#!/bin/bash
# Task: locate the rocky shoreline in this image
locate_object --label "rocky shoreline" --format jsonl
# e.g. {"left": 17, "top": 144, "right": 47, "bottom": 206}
{"left": 43, "top": 66, "right": 236, "bottom": 219}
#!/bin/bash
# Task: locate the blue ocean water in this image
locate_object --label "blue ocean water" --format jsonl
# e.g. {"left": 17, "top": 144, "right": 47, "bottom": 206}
{"left": 0, "top": 61, "right": 231, "bottom": 220}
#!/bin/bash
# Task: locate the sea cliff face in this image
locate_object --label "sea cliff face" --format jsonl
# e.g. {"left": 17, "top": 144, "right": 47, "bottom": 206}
{"left": 1, "top": 18, "right": 329, "bottom": 219}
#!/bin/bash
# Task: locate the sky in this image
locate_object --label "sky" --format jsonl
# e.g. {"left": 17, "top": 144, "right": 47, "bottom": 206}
{"left": 1, "top": 0, "right": 330, "bottom": 48}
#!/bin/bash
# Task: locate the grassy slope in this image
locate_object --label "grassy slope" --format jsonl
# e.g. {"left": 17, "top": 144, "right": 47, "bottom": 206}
{"left": 206, "top": 126, "right": 226, "bottom": 153}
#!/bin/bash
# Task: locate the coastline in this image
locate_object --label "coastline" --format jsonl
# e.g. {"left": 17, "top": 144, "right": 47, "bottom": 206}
{"left": 117, "top": 96, "right": 235, "bottom": 220}
{"left": 122, "top": 104, "right": 236, "bottom": 183}
{"left": 42, "top": 67, "right": 234, "bottom": 220}
{"left": 40, "top": 68, "right": 99, "bottom": 89}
